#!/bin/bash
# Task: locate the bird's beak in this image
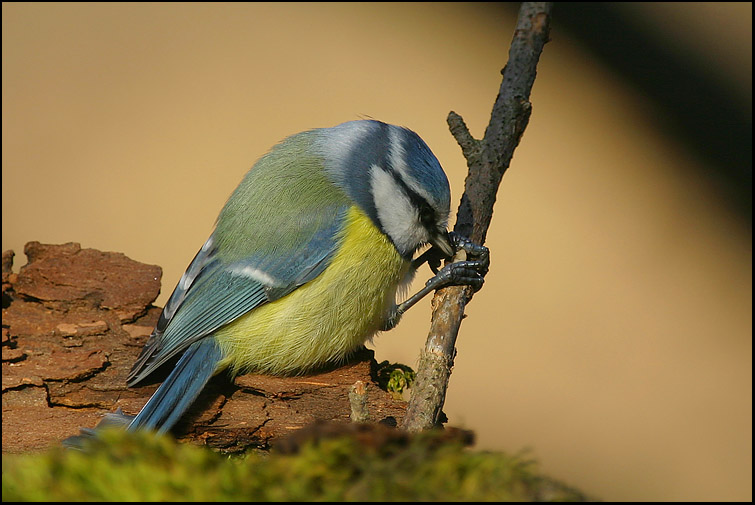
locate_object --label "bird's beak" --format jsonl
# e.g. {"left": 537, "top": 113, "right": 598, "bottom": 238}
{"left": 430, "top": 230, "right": 455, "bottom": 259}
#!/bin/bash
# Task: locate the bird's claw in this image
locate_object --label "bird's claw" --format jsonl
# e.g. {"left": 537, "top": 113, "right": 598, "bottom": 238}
{"left": 428, "top": 232, "right": 490, "bottom": 292}
{"left": 449, "top": 232, "right": 489, "bottom": 267}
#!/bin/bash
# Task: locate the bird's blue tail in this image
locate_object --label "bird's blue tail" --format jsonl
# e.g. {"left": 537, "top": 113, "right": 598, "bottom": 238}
{"left": 127, "top": 338, "right": 222, "bottom": 433}
{"left": 63, "top": 338, "right": 222, "bottom": 449}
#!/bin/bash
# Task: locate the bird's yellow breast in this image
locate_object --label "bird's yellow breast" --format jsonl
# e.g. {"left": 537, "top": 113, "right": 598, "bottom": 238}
{"left": 214, "top": 205, "right": 409, "bottom": 376}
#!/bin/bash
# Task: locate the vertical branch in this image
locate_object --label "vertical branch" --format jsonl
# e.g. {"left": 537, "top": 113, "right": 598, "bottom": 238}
{"left": 402, "top": 2, "right": 553, "bottom": 432}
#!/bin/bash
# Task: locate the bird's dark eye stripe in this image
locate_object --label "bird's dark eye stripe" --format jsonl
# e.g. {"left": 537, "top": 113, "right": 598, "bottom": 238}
{"left": 418, "top": 202, "right": 435, "bottom": 225}
{"left": 387, "top": 168, "right": 436, "bottom": 226}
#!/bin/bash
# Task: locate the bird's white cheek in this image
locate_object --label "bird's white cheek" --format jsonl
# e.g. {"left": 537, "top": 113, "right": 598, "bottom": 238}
{"left": 370, "top": 165, "right": 427, "bottom": 254}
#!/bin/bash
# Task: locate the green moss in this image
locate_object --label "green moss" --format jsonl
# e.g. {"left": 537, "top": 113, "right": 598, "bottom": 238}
{"left": 2, "top": 428, "right": 591, "bottom": 501}
{"left": 375, "top": 360, "right": 416, "bottom": 400}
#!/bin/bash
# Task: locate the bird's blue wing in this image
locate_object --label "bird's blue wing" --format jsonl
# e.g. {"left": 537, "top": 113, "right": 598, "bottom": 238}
{"left": 127, "top": 204, "right": 348, "bottom": 386}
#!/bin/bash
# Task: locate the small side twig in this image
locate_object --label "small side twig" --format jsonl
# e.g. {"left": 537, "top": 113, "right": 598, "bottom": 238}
{"left": 402, "top": 2, "right": 553, "bottom": 432}
{"left": 447, "top": 112, "right": 481, "bottom": 165}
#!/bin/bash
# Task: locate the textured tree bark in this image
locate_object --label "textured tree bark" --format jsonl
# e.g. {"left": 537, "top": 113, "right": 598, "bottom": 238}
{"left": 402, "top": 2, "right": 553, "bottom": 432}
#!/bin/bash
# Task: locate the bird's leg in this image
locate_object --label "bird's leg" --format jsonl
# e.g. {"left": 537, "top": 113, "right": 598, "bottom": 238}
{"left": 382, "top": 232, "right": 489, "bottom": 330}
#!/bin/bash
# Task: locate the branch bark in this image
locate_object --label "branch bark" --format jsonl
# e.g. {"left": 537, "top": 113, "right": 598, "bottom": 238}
{"left": 402, "top": 2, "right": 553, "bottom": 432}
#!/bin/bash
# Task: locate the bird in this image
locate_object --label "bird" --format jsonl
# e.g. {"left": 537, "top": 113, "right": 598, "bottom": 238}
{"left": 65, "top": 119, "right": 488, "bottom": 443}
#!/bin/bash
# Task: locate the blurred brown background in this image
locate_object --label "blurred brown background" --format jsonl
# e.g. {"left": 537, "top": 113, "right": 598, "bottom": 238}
{"left": 2, "top": 3, "right": 751, "bottom": 501}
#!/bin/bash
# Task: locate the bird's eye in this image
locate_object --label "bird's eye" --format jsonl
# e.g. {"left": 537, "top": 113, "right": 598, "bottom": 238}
{"left": 418, "top": 203, "right": 435, "bottom": 226}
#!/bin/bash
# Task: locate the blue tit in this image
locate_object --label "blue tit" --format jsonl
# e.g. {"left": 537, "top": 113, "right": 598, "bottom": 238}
{"left": 66, "top": 119, "right": 488, "bottom": 441}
